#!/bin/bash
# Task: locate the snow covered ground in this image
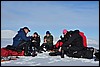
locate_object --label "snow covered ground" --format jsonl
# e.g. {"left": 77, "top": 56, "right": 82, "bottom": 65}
{"left": 1, "top": 38, "right": 99, "bottom": 66}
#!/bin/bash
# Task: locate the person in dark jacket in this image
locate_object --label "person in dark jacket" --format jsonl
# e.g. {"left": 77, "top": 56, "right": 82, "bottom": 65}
{"left": 54, "top": 29, "right": 71, "bottom": 50}
{"left": 30, "top": 32, "right": 42, "bottom": 53}
{"left": 63, "top": 30, "right": 84, "bottom": 51}
{"left": 41, "top": 31, "right": 53, "bottom": 51}
{"left": 12, "top": 27, "right": 31, "bottom": 56}
{"left": 61, "top": 30, "right": 84, "bottom": 57}
{"left": 61, "top": 30, "right": 99, "bottom": 59}
{"left": 60, "top": 29, "right": 71, "bottom": 43}
{"left": 49, "top": 29, "right": 73, "bottom": 56}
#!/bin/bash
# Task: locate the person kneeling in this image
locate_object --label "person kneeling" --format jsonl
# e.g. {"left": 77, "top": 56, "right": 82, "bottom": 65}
{"left": 12, "top": 27, "right": 31, "bottom": 56}
{"left": 61, "top": 30, "right": 99, "bottom": 60}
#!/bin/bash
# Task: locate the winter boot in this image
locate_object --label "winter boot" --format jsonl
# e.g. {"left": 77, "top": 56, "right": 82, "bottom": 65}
{"left": 24, "top": 52, "right": 31, "bottom": 56}
{"left": 61, "top": 50, "right": 64, "bottom": 58}
{"left": 49, "top": 52, "right": 57, "bottom": 56}
{"left": 32, "top": 52, "right": 37, "bottom": 57}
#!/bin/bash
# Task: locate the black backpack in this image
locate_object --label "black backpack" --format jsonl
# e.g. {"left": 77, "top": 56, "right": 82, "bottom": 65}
{"left": 66, "top": 47, "right": 94, "bottom": 59}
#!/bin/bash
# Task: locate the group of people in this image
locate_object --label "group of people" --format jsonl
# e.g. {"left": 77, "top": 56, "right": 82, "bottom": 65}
{"left": 12, "top": 27, "right": 54, "bottom": 56}
{"left": 3, "top": 27, "right": 99, "bottom": 61}
{"left": 49, "top": 29, "right": 99, "bottom": 61}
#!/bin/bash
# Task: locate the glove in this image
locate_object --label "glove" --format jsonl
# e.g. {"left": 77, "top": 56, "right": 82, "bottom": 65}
{"left": 32, "top": 40, "right": 36, "bottom": 42}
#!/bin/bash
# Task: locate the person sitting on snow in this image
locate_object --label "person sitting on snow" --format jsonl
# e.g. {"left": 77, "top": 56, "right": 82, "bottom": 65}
{"left": 41, "top": 31, "right": 54, "bottom": 52}
{"left": 12, "top": 27, "right": 31, "bottom": 56}
{"left": 54, "top": 29, "right": 72, "bottom": 51}
{"left": 49, "top": 29, "right": 73, "bottom": 56}
{"left": 30, "top": 32, "right": 42, "bottom": 53}
{"left": 61, "top": 30, "right": 99, "bottom": 60}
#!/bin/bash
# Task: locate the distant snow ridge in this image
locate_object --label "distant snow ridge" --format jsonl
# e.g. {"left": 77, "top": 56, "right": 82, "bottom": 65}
{"left": 1, "top": 30, "right": 17, "bottom": 38}
{"left": 87, "top": 39, "right": 99, "bottom": 45}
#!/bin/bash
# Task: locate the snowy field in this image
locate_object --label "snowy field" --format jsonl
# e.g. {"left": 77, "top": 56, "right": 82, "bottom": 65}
{"left": 1, "top": 38, "right": 99, "bottom": 66}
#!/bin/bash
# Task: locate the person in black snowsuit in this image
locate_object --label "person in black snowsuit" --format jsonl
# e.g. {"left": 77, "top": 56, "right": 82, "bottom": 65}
{"left": 61, "top": 30, "right": 86, "bottom": 58}
{"left": 54, "top": 29, "right": 73, "bottom": 51}
{"left": 60, "top": 30, "right": 72, "bottom": 43}
{"left": 30, "top": 32, "right": 42, "bottom": 53}
{"left": 62, "top": 30, "right": 84, "bottom": 51}
{"left": 61, "top": 30, "right": 99, "bottom": 60}
{"left": 49, "top": 29, "right": 72, "bottom": 56}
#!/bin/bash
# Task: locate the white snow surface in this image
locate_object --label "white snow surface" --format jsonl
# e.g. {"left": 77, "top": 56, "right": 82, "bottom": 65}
{"left": 1, "top": 38, "right": 99, "bottom": 66}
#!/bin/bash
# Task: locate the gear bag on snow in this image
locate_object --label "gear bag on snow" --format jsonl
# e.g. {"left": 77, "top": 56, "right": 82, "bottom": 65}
{"left": 65, "top": 47, "right": 94, "bottom": 59}
{"left": 1, "top": 48, "right": 24, "bottom": 57}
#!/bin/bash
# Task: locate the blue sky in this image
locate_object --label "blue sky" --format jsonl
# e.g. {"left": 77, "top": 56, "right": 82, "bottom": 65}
{"left": 1, "top": 1, "right": 99, "bottom": 40}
